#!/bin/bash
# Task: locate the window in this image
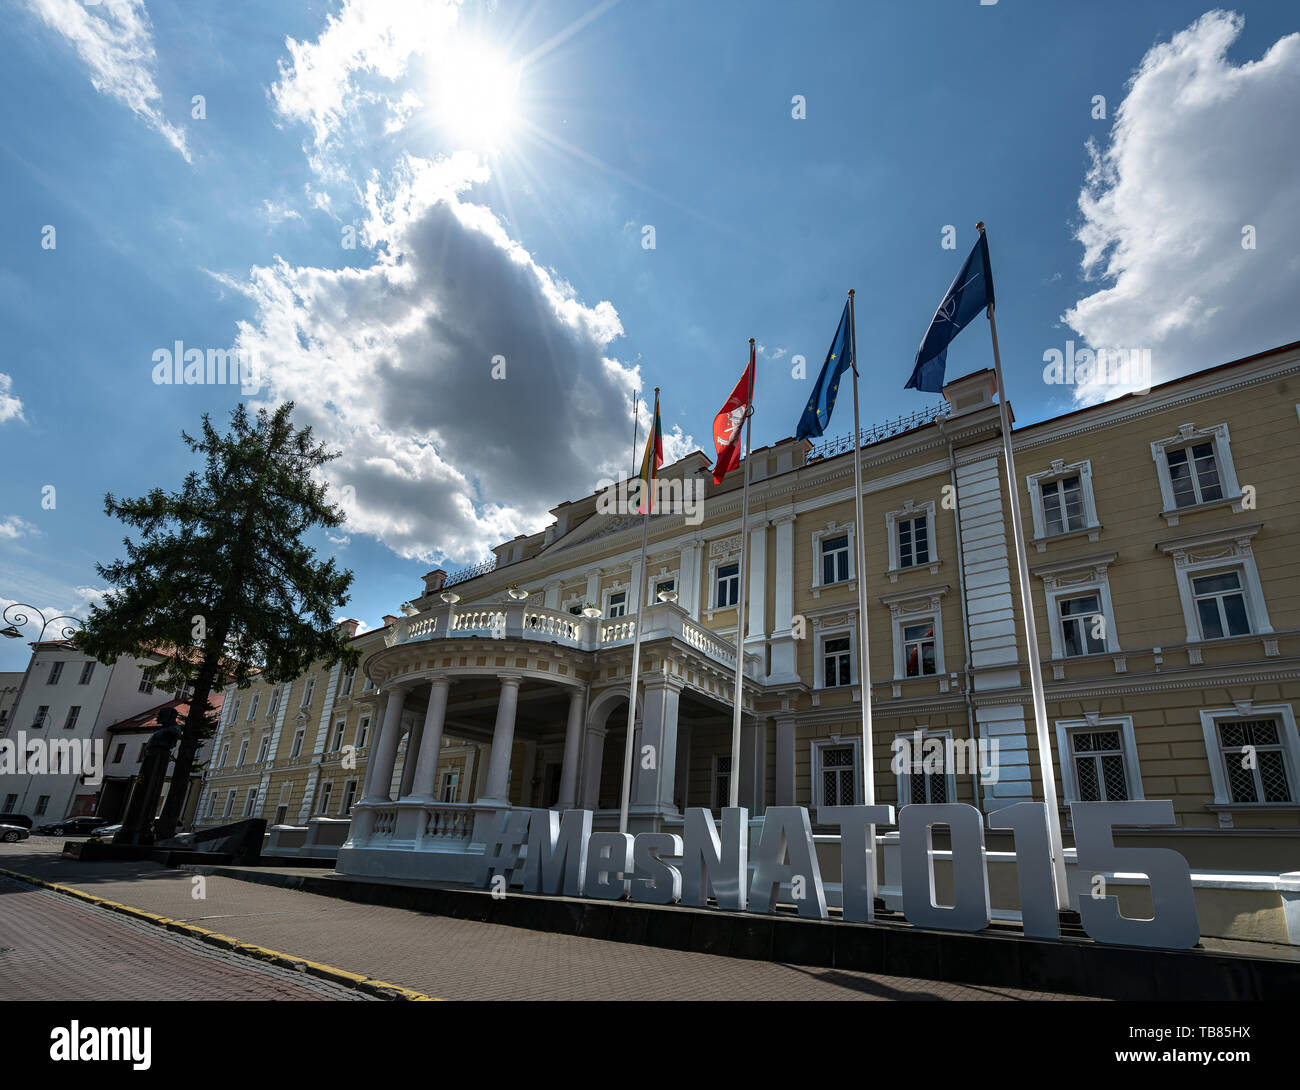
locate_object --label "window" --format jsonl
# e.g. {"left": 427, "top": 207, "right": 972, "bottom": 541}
{"left": 331, "top": 721, "right": 346, "bottom": 752}
{"left": 47, "top": 661, "right": 63, "bottom": 684}
{"left": 247, "top": 692, "right": 259, "bottom": 720}
{"left": 34, "top": 795, "right": 50, "bottom": 816}
{"left": 266, "top": 686, "right": 281, "bottom": 719}
{"left": 300, "top": 677, "right": 315, "bottom": 707}
{"left": 139, "top": 668, "right": 155, "bottom": 694}
{"left": 1207, "top": 706, "right": 1300, "bottom": 807}
{"left": 274, "top": 804, "right": 289, "bottom": 826}
{"left": 342, "top": 780, "right": 358, "bottom": 814}
{"left": 902, "top": 622, "right": 937, "bottom": 677}
{"left": 113, "top": 743, "right": 126, "bottom": 763}
{"left": 813, "top": 741, "right": 859, "bottom": 807}
{"left": 1033, "top": 553, "right": 1120, "bottom": 660}
{"left": 894, "top": 731, "right": 954, "bottom": 805}
{"left": 317, "top": 781, "right": 333, "bottom": 814}
{"left": 235, "top": 739, "right": 249, "bottom": 766}
{"left": 228, "top": 696, "right": 240, "bottom": 723}
{"left": 712, "top": 753, "right": 732, "bottom": 809}
{"left": 2, "top": 794, "right": 16, "bottom": 811}
{"left": 1166, "top": 443, "right": 1222, "bottom": 508}
{"left": 222, "top": 790, "right": 236, "bottom": 819}
{"left": 340, "top": 669, "right": 355, "bottom": 697}
{"left": 1192, "top": 571, "right": 1250, "bottom": 639}
{"left": 821, "top": 535, "right": 850, "bottom": 585}
{"left": 715, "top": 563, "right": 739, "bottom": 608}
{"left": 1150, "top": 422, "right": 1243, "bottom": 523}
{"left": 243, "top": 788, "right": 259, "bottom": 818}
{"left": 290, "top": 728, "right": 305, "bottom": 759}
{"left": 606, "top": 590, "right": 627, "bottom": 618}
{"left": 218, "top": 742, "right": 230, "bottom": 768}
{"left": 1026, "top": 461, "right": 1101, "bottom": 547}
{"left": 205, "top": 793, "right": 217, "bottom": 818}
{"left": 438, "top": 771, "right": 459, "bottom": 803}
{"left": 62, "top": 706, "right": 81, "bottom": 731}
{"left": 356, "top": 716, "right": 370, "bottom": 749}
{"left": 0, "top": 709, "right": 6, "bottom": 727}
{"left": 823, "top": 636, "right": 852, "bottom": 687}
{"left": 32, "top": 706, "right": 49, "bottom": 729}
{"left": 897, "top": 517, "right": 930, "bottom": 569}
{"left": 1069, "top": 730, "right": 1129, "bottom": 801}
{"left": 1040, "top": 476, "right": 1084, "bottom": 535}
{"left": 78, "top": 661, "right": 95, "bottom": 685}
{"left": 256, "top": 734, "right": 271, "bottom": 763}
{"left": 653, "top": 576, "right": 676, "bottom": 602}
{"left": 1055, "top": 717, "right": 1142, "bottom": 804}
{"left": 1058, "top": 594, "right": 1107, "bottom": 657}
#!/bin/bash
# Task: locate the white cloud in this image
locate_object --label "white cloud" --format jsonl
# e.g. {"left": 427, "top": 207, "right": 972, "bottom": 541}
{"left": 261, "top": 199, "right": 302, "bottom": 225}
{"left": 0, "top": 373, "right": 24, "bottom": 424}
{"left": 0, "top": 516, "right": 38, "bottom": 541}
{"left": 1064, "top": 10, "right": 1300, "bottom": 405}
{"left": 226, "top": 152, "right": 690, "bottom": 567}
{"left": 23, "top": 0, "right": 190, "bottom": 161}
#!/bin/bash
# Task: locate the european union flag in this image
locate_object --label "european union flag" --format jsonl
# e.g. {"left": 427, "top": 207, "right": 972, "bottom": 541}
{"left": 795, "top": 300, "right": 853, "bottom": 440}
{"left": 905, "top": 233, "right": 994, "bottom": 394}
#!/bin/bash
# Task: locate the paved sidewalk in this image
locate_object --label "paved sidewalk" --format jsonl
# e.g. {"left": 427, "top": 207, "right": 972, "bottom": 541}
{"left": 0, "top": 874, "right": 369, "bottom": 1001}
{"left": 0, "top": 844, "right": 1092, "bottom": 1001}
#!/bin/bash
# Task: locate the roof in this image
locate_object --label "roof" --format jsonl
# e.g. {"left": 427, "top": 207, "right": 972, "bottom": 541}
{"left": 103, "top": 692, "right": 226, "bottom": 735}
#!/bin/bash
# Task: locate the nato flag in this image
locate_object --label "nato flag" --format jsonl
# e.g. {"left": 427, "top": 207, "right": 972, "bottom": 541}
{"left": 905, "top": 233, "right": 994, "bottom": 394}
{"left": 795, "top": 300, "right": 853, "bottom": 440}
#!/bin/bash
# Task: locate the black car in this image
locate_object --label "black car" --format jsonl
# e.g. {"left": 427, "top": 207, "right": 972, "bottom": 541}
{"left": 0, "top": 813, "right": 33, "bottom": 829}
{"left": 34, "top": 816, "right": 112, "bottom": 837}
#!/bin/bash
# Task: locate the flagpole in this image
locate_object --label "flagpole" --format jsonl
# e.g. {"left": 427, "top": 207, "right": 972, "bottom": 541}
{"left": 727, "top": 341, "right": 756, "bottom": 809}
{"left": 619, "top": 387, "right": 657, "bottom": 835}
{"left": 847, "top": 290, "right": 876, "bottom": 812}
{"left": 977, "top": 223, "right": 1070, "bottom": 910}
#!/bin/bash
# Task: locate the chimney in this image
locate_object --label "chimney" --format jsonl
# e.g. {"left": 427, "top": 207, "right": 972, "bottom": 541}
{"left": 382, "top": 614, "right": 400, "bottom": 628}
{"left": 942, "top": 369, "right": 999, "bottom": 418}
{"left": 335, "top": 618, "right": 360, "bottom": 638}
{"left": 423, "top": 569, "right": 447, "bottom": 594}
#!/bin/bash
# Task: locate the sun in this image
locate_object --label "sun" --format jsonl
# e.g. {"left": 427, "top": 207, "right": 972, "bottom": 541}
{"left": 431, "top": 39, "right": 522, "bottom": 152}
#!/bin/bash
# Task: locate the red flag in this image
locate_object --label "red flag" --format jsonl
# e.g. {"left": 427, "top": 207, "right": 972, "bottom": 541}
{"left": 712, "top": 343, "right": 755, "bottom": 485}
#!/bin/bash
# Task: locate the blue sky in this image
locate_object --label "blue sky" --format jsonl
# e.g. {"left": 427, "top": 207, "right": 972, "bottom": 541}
{"left": 2, "top": 0, "right": 1298, "bottom": 669}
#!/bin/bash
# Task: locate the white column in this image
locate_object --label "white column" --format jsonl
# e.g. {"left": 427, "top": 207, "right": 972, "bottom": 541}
{"left": 478, "top": 676, "right": 521, "bottom": 805}
{"left": 584, "top": 569, "right": 602, "bottom": 612}
{"left": 399, "top": 714, "right": 423, "bottom": 797}
{"left": 361, "top": 687, "right": 407, "bottom": 804}
{"left": 632, "top": 677, "right": 681, "bottom": 817}
{"left": 407, "top": 679, "right": 451, "bottom": 801}
{"left": 630, "top": 555, "right": 644, "bottom": 614}
{"left": 556, "top": 688, "right": 585, "bottom": 809}
{"left": 543, "top": 581, "right": 561, "bottom": 610}
{"left": 679, "top": 539, "right": 703, "bottom": 619}
{"left": 767, "top": 514, "right": 799, "bottom": 683}
{"left": 747, "top": 521, "right": 768, "bottom": 643}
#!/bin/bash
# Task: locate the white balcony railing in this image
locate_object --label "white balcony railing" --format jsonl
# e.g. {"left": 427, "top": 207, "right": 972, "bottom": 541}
{"left": 383, "top": 600, "right": 762, "bottom": 680}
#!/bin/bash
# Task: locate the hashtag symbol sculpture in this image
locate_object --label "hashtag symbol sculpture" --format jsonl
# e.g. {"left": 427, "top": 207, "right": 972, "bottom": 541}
{"left": 474, "top": 809, "right": 532, "bottom": 890}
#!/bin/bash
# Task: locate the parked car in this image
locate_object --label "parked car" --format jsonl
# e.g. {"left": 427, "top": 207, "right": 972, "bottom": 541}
{"left": 89, "top": 824, "right": 122, "bottom": 839}
{"left": 0, "top": 813, "right": 33, "bottom": 829}
{"left": 34, "top": 816, "right": 112, "bottom": 837}
{"left": 0, "top": 823, "right": 30, "bottom": 843}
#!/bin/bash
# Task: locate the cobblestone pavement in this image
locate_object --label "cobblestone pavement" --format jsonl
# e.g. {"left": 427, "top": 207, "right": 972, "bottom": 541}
{"left": 0, "top": 873, "right": 369, "bottom": 1001}
{"left": 1, "top": 842, "right": 1095, "bottom": 1001}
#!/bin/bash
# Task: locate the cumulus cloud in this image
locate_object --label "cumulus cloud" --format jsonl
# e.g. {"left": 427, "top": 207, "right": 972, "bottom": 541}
{"left": 261, "top": 199, "right": 302, "bottom": 225}
{"left": 23, "top": 0, "right": 190, "bottom": 161}
{"left": 1064, "top": 10, "right": 1300, "bottom": 405}
{"left": 225, "top": 152, "right": 664, "bottom": 566}
{"left": 0, "top": 516, "right": 38, "bottom": 541}
{"left": 0, "top": 373, "right": 24, "bottom": 424}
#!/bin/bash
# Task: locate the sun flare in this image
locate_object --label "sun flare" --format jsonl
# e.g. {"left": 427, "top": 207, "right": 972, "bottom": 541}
{"left": 431, "top": 39, "right": 521, "bottom": 151}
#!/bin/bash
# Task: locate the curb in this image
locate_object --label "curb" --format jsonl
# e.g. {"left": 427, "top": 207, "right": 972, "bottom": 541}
{"left": 0, "top": 865, "right": 438, "bottom": 1002}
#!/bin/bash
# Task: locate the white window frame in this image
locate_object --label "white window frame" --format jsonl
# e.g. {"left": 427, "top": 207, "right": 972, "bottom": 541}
{"left": 1032, "top": 553, "right": 1121, "bottom": 659}
{"left": 330, "top": 721, "right": 346, "bottom": 752}
{"left": 218, "top": 742, "right": 230, "bottom": 768}
{"left": 812, "top": 617, "right": 858, "bottom": 690}
{"left": 139, "top": 668, "right": 155, "bottom": 694}
{"left": 341, "top": 779, "right": 358, "bottom": 814}
{"left": 708, "top": 555, "right": 741, "bottom": 610}
{"left": 290, "top": 728, "right": 306, "bottom": 759}
{"left": 438, "top": 770, "right": 459, "bottom": 804}
{"left": 809, "top": 521, "right": 857, "bottom": 596}
{"left": 1054, "top": 716, "right": 1144, "bottom": 804}
{"left": 317, "top": 780, "right": 333, "bottom": 815}
{"left": 340, "top": 669, "right": 355, "bottom": 698}
{"left": 1199, "top": 704, "right": 1300, "bottom": 807}
{"left": 881, "top": 587, "right": 948, "bottom": 681}
{"left": 256, "top": 734, "right": 271, "bottom": 763}
{"left": 1026, "top": 459, "right": 1101, "bottom": 549}
{"left": 222, "top": 790, "right": 236, "bottom": 819}
{"left": 266, "top": 686, "right": 281, "bottom": 719}
{"left": 893, "top": 728, "right": 957, "bottom": 806}
{"left": 63, "top": 706, "right": 81, "bottom": 731}
{"left": 604, "top": 586, "right": 628, "bottom": 619}
{"left": 300, "top": 677, "right": 316, "bottom": 708}
{"left": 356, "top": 715, "right": 371, "bottom": 749}
{"left": 1150, "top": 422, "right": 1243, "bottom": 525}
{"left": 247, "top": 692, "right": 259, "bottom": 720}
{"left": 235, "top": 738, "right": 249, "bottom": 766}
{"left": 78, "top": 661, "right": 95, "bottom": 685}
{"left": 811, "top": 737, "right": 862, "bottom": 807}
{"left": 47, "top": 661, "right": 64, "bottom": 685}
{"left": 205, "top": 792, "right": 217, "bottom": 818}
{"left": 648, "top": 570, "right": 679, "bottom": 604}
{"left": 243, "top": 787, "right": 259, "bottom": 818}
{"left": 885, "top": 499, "right": 941, "bottom": 579}
{"left": 1156, "top": 525, "right": 1271, "bottom": 643}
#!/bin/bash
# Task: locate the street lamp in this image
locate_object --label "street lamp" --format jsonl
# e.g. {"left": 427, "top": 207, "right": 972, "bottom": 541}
{"left": 1, "top": 603, "right": 83, "bottom": 643}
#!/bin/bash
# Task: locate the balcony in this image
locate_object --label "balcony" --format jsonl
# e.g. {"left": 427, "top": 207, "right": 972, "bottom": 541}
{"left": 383, "top": 599, "right": 763, "bottom": 681}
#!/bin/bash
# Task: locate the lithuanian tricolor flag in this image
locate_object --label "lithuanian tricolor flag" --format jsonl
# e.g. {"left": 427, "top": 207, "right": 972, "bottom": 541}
{"left": 637, "top": 387, "right": 663, "bottom": 514}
